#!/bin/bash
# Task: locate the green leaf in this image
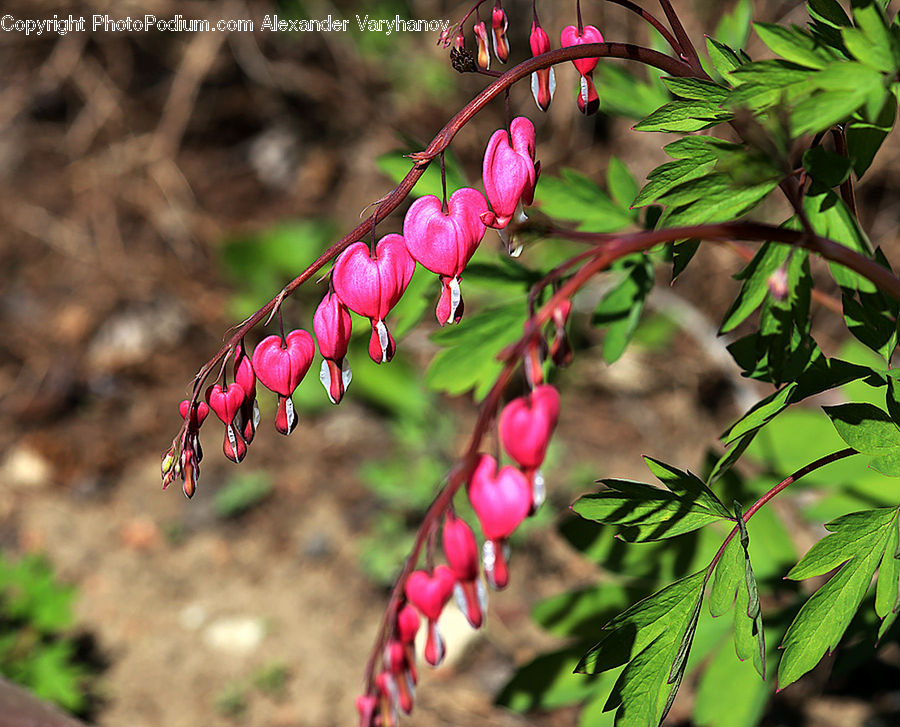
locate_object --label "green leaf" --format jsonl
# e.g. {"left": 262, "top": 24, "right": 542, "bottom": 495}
{"left": 577, "top": 572, "right": 706, "bottom": 727}
{"left": 709, "top": 536, "right": 742, "bottom": 617}
{"left": 779, "top": 507, "right": 898, "bottom": 687}
{"left": 634, "top": 99, "right": 731, "bottom": 133}
{"left": 535, "top": 168, "right": 634, "bottom": 232}
{"left": 875, "top": 515, "right": 900, "bottom": 636}
{"left": 593, "top": 255, "right": 655, "bottom": 363}
{"left": 573, "top": 479, "right": 729, "bottom": 542}
{"left": 661, "top": 77, "right": 729, "bottom": 102}
{"left": 846, "top": 97, "right": 896, "bottom": 177}
{"left": 607, "top": 156, "right": 640, "bottom": 211}
{"left": 734, "top": 504, "right": 765, "bottom": 678}
{"left": 671, "top": 239, "right": 700, "bottom": 282}
{"left": 497, "top": 647, "right": 602, "bottom": 711}
{"left": 692, "top": 630, "right": 770, "bottom": 727}
{"left": 706, "top": 37, "right": 744, "bottom": 79}
{"left": 643, "top": 457, "right": 731, "bottom": 518}
{"left": 809, "top": 0, "right": 852, "bottom": 28}
{"left": 720, "top": 241, "right": 792, "bottom": 333}
{"left": 595, "top": 64, "right": 672, "bottom": 119}
{"left": 754, "top": 22, "right": 837, "bottom": 68}
{"left": 802, "top": 147, "right": 853, "bottom": 187}
{"left": 823, "top": 402, "right": 900, "bottom": 454}
{"left": 844, "top": 0, "right": 896, "bottom": 72}
{"left": 425, "top": 300, "right": 526, "bottom": 400}
{"left": 714, "top": 0, "right": 754, "bottom": 52}
{"left": 633, "top": 159, "right": 718, "bottom": 208}
{"left": 660, "top": 179, "right": 778, "bottom": 227}
{"left": 722, "top": 382, "right": 798, "bottom": 446}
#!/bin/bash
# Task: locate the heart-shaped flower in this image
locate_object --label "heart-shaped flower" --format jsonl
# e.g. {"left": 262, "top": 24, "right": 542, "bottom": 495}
{"left": 403, "top": 188, "right": 488, "bottom": 325}
{"left": 396, "top": 603, "right": 420, "bottom": 685}
{"left": 560, "top": 24, "right": 603, "bottom": 76}
{"left": 467, "top": 454, "right": 532, "bottom": 540}
{"left": 404, "top": 566, "right": 455, "bottom": 621}
{"left": 205, "top": 383, "right": 245, "bottom": 427}
{"left": 252, "top": 330, "right": 315, "bottom": 435}
{"left": 404, "top": 565, "right": 456, "bottom": 666}
{"left": 529, "top": 20, "right": 556, "bottom": 111}
{"left": 442, "top": 513, "right": 486, "bottom": 628}
{"left": 233, "top": 344, "right": 259, "bottom": 445}
{"left": 332, "top": 234, "right": 415, "bottom": 364}
{"left": 179, "top": 399, "right": 210, "bottom": 429}
{"left": 252, "top": 330, "right": 316, "bottom": 397}
{"left": 313, "top": 291, "right": 353, "bottom": 404}
{"left": 483, "top": 117, "right": 539, "bottom": 229}
{"left": 499, "top": 384, "right": 560, "bottom": 471}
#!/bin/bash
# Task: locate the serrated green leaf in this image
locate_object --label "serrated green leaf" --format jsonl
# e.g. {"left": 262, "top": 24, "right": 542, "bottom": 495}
{"left": 845, "top": 0, "right": 896, "bottom": 72}
{"left": 846, "top": 97, "right": 896, "bottom": 177}
{"left": 790, "top": 87, "right": 874, "bottom": 136}
{"left": 660, "top": 180, "right": 778, "bottom": 227}
{"left": 779, "top": 507, "right": 897, "bottom": 687}
{"left": 723, "top": 383, "right": 799, "bottom": 446}
{"left": 634, "top": 99, "right": 731, "bottom": 133}
{"left": 573, "top": 479, "right": 728, "bottom": 542}
{"left": 578, "top": 572, "right": 706, "bottom": 727}
{"left": 634, "top": 159, "right": 718, "bottom": 208}
{"left": 809, "top": 0, "right": 852, "bottom": 27}
{"left": 706, "top": 37, "right": 744, "bottom": 79}
{"left": 661, "top": 77, "right": 729, "bottom": 102}
{"left": 643, "top": 457, "right": 732, "bottom": 518}
{"left": 735, "top": 505, "right": 766, "bottom": 678}
{"left": 671, "top": 239, "right": 700, "bottom": 282}
{"left": 754, "top": 22, "right": 837, "bottom": 68}
{"left": 824, "top": 402, "right": 900, "bottom": 454}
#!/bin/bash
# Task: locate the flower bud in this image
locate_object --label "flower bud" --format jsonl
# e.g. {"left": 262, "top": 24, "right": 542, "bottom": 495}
{"left": 529, "top": 21, "right": 556, "bottom": 111}
{"left": 491, "top": 3, "right": 509, "bottom": 63}
{"left": 314, "top": 291, "right": 353, "bottom": 404}
{"left": 474, "top": 21, "right": 490, "bottom": 70}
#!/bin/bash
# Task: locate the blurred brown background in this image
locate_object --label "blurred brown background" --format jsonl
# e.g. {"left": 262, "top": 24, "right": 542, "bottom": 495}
{"left": 2, "top": 1, "right": 899, "bottom": 726}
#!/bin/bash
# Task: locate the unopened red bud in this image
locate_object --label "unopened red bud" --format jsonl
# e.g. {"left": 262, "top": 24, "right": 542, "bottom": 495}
{"left": 397, "top": 604, "right": 420, "bottom": 644}
{"left": 474, "top": 21, "right": 490, "bottom": 70}
{"left": 453, "top": 30, "right": 466, "bottom": 52}
{"left": 529, "top": 21, "right": 556, "bottom": 111}
{"left": 491, "top": 4, "right": 509, "bottom": 63}
{"left": 356, "top": 694, "right": 378, "bottom": 727}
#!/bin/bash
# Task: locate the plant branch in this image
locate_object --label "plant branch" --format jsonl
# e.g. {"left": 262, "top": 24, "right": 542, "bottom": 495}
{"left": 705, "top": 447, "right": 858, "bottom": 580}
{"left": 602, "top": 0, "right": 681, "bottom": 54}
{"left": 167, "top": 40, "right": 696, "bottom": 454}
{"left": 657, "top": 0, "right": 704, "bottom": 74}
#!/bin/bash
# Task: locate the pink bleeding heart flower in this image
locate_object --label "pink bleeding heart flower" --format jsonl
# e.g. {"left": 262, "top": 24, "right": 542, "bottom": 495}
{"left": 491, "top": 3, "right": 509, "bottom": 63}
{"left": 529, "top": 20, "right": 556, "bottom": 111}
{"left": 313, "top": 291, "right": 353, "bottom": 404}
{"left": 483, "top": 117, "right": 539, "bottom": 229}
{"left": 467, "top": 454, "right": 532, "bottom": 589}
{"left": 332, "top": 234, "right": 415, "bottom": 364}
{"left": 205, "top": 382, "right": 248, "bottom": 463}
{"left": 404, "top": 565, "right": 455, "bottom": 666}
{"left": 474, "top": 21, "right": 490, "bottom": 70}
{"left": 442, "top": 512, "right": 486, "bottom": 628}
{"left": 355, "top": 694, "right": 378, "bottom": 727}
{"left": 375, "top": 671, "right": 399, "bottom": 726}
{"left": 560, "top": 24, "right": 603, "bottom": 76}
{"left": 499, "top": 384, "right": 560, "bottom": 512}
{"left": 403, "top": 188, "right": 488, "bottom": 325}
{"left": 396, "top": 604, "right": 421, "bottom": 684}
{"left": 179, "top": 399, "right": 209, "bottom": 429}
{"left": 252, "top": 330, "right": 315, "bottom": 435}
{"left": 560, "top": 25, "right": 603, "bottom": 115}
{"left": 233, "top": 344, "right": 259, "bottom": 445}
{"left": 384, "top": 641, "right": 415, "bottom": 714}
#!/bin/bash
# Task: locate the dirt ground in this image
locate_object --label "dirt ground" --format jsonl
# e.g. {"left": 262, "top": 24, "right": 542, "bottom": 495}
{"left": 2, "top": 1, "right": 900, "bottom": 726}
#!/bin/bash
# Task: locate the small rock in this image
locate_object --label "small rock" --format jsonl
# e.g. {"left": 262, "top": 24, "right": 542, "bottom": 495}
{"left": 2, "top": 446, "right": 52, "bottom": 489}
{"left": 202, "top": 616, "right": 264, "bottom": 656}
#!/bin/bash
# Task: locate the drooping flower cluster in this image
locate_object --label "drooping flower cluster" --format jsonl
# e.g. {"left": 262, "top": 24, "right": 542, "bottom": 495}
{"left": 360, "top": 383, "right": 560, "bottom": 725}
{"left": 162, "top": 115, "right": 542, "bottom": 500}
{"left": 560, "top": 23, "right": 604, "bottom": 115}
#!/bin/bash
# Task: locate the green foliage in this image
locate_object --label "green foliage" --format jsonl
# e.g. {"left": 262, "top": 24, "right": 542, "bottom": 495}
{"left": 0, "top": 554, "right": 95, "bottom": 715}
{"left": 213, "top": 472, "right": 274, "bottom": 519}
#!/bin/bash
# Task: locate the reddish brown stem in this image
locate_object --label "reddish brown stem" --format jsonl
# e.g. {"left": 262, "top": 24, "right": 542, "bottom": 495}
{"left": 602, "top": 0, "right": 681, "bottom": 54}
{"left": 658, "top": 0, "right": 704, "bottom": 74}
{"left": 705, "top": 448, "right": 857, "bottom": 580}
